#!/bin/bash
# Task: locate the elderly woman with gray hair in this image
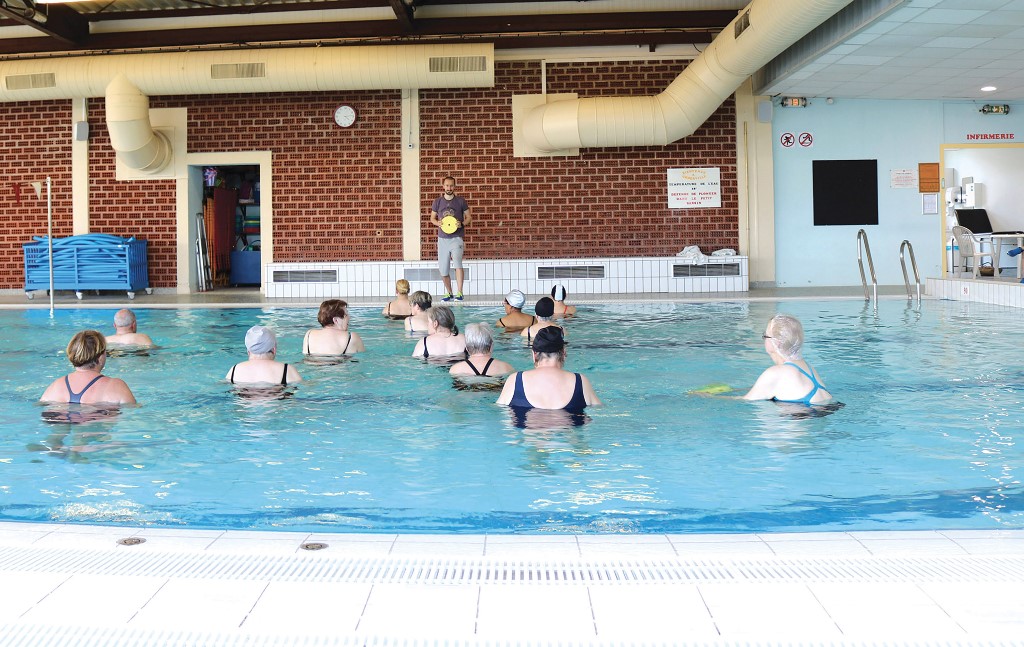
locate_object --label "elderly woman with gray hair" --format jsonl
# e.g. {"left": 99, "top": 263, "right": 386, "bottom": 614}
{"left": 226, "top": 325, "right": 302, "bottom": 386}
{"left": 743, "top": 314, "right": 831, "bottom": 405}
{"left": 450, "top": 323, "right": 514, "bottom": 378}
{"left": 411, "top": 305, "right": 467, "bottom": 359}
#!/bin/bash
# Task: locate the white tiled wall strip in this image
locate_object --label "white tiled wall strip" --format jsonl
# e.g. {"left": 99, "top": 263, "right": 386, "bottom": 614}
{"left": 265, "top": 256, "right": 749, "bottom": 299}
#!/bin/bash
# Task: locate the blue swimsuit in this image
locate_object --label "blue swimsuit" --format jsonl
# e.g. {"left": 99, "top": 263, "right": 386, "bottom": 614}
{"left": 508, "top": 372, "right": 588, "bottom": 413}
{"left": 774, "top": 362, "right": 824, "bottom": 406}
{"left": 65, "top": 375, "right": 104, "bottom": 404}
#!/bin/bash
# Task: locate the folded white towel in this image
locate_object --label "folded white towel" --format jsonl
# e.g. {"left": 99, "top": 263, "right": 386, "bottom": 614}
{"left": 676, "top": 245, "right": 708, "bottom": 265}
{"left": 711, "top": 248, "right": 737, "bottom": 256}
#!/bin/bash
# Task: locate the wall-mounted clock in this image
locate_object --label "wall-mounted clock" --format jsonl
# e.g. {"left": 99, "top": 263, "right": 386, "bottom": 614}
{"left": 333, "top": 104, "right": 357, "bottom": 128}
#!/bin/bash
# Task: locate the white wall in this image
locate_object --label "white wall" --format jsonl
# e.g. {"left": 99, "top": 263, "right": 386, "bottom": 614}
{"left": 770, "top": 99, "right": 1024, "bottom": 286}
{"left": 944, "top": 147, "right": 1024, "bottom": 232}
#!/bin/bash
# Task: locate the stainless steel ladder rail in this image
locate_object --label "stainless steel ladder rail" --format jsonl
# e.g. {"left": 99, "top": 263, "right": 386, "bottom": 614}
{"left": 899, "top": 239, "right": 922, "bottom": 303}
{"left": 857, "top": 229, "right": 877, "bottom": 302}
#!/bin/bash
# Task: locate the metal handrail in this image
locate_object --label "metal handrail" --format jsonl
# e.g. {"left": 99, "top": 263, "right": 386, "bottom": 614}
{"left": 856, "top": 229, "right": 877, "bottom": 302}
{"left": 899, "top": 239, "right": 921, "bottom": 303}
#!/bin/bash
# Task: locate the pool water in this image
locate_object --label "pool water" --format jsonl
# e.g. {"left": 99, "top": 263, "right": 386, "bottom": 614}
{"left": 1, "top": 299, "right": 1021, "bottom": 534}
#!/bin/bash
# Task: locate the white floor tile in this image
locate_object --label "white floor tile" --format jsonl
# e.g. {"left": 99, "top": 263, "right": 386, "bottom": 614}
{"left": 243, "top": 580, "right": 372, "bottom": 633}
{"left": 130, "top": 579, "right": 268, "bottom": 630}
{"left": 922, "top": 581, "right": 1024, "bottom": 636}
{"left": 477, "top": 585, "right": 594, "bottom": 639}
{"left": 859, "top": 538, "right": 970, "bottom": 556}
{"left": 21, "top": 573, "right": 166, "bottom": 627}
{"left": 590, "top": 583, "right": 719, "bottom": 640}
{"left": 766, "top": 538, "right": 872, "bottom": 556}
{"left": 357, "top": 583, "right": 478, "bottom": 636}
{"left": 0, "top": 571, "right": 69, "bottom": 623}
{"left": 811, "top": 582, "right": 965, "bottom": 638}
{"left": 699, "top": 582, "right": 840, "bottom": 638}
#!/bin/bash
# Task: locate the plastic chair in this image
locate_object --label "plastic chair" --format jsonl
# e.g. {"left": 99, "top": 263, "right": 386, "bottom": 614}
{"left": 951, "top": 225, "right": 994, "bottom": 278}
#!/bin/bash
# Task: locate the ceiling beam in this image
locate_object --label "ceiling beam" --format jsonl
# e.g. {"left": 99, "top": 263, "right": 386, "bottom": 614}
{"left": 387, "top": 0, "right": 414, "bottom": 30}
{"left": 0, "top": 3, "right": 88, "bottom": 44}
{"left": 0, "top": 10, "right": 731, "bottom": 56}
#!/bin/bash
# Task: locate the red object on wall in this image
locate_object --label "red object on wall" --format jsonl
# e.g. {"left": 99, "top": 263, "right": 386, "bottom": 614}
{"left": 212, "top": 187, "right": 237, "bottom": 282}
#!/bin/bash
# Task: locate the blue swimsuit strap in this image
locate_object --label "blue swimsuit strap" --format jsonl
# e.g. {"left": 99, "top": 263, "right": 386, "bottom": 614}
{"left": 782, "top": 362, "right": 821, "bottom": 403}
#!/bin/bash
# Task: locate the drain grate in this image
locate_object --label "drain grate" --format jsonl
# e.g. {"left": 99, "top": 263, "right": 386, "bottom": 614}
{"left": 1, "top": 545, "right": 1023, "bottom": 586}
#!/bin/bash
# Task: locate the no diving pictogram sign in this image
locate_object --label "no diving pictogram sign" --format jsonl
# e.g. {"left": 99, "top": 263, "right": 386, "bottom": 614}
{"left": 780, "top": 132, "right": 795, "bottom": 147}
{"left": 798, "top": 132, "right": 814, "bottom": 147}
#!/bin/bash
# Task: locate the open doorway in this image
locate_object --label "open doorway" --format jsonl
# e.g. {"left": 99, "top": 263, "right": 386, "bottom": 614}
{"left": 202, "top": 164, "right": 261, "bottom": 288}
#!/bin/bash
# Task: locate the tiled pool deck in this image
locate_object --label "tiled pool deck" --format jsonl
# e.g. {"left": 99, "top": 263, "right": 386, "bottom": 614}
{"left": 3, "top": 286, "right": 1023, "bottom": 645}
{"left": 1, "top": 523, "right": 1023, "bottom": 645}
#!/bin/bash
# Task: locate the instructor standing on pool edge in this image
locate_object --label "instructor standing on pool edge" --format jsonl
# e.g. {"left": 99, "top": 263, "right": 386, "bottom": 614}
{"left": 430, "top": 175, "right": 470, "bottom": 301}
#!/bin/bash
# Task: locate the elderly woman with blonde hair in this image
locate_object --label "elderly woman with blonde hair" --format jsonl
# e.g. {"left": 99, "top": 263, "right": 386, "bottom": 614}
{"left": 382, "top": 279, "right": 413, "bottom": 319}
{"left": 744, "top": 314, "right": 832, "bottom": 405}
{"left": 40, "top": 330, "right": 136, "bottom": 404}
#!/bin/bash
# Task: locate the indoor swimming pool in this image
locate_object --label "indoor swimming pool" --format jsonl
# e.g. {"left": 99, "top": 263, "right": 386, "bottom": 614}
{"left": 1, "top": 299, "right": 1021, "bottom": 534}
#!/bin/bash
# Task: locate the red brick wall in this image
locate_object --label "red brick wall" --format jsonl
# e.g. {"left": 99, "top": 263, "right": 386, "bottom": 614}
{"left": 179, "top": 91, "right": 404, "bottom": 263}
{"left": 0, "top": 101, "right": 74, "bottom": 289}
{"left": 0, "top": 58, "right": 737, "bottom": 290}
{"left": 87, "top": 101, "right": 177, "bottom": 287}
{"left": 420, "top": 60, "right": 738, "bottom": 261}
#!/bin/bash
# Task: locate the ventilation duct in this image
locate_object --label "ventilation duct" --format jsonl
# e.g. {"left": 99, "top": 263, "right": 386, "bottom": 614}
{"left": 105, "top": 74, "right": 172, "bottom": 174}
{"left": 0, "top": 43, "right": 493, "bottom": 102}
{"left": 521, "top": 0, "right": 854, "bottom": 152}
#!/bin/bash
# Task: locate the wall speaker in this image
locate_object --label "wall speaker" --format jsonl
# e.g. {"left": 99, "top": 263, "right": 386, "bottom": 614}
{"left": 73, "top": 121, "right": 89, "bottom": 141}
{"left": 756, "top": 100, "right": 772, "bottom": 123}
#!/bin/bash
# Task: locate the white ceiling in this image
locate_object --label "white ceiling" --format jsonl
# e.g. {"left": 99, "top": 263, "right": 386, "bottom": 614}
{"left": 764, "top": 0, "right": 1024, "bottom": 102}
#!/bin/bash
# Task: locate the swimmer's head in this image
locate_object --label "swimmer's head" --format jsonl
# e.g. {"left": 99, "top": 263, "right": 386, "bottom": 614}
{"left": 551, "top": 285, "right": 568, "bottom": 301}
{"left": 245, "top": 325, "right": 277, "bottom": 356}
{"left": 395, "top": 279, "right": 410, "bottom": 295}
{"left": 410, "top": 290, "right": 432, "bottom": 311}
{"left": 504, "top": 289, "right": 526, "bottom": 310}
{"left": 67, "top": 330, "right": 107, "bottom": 368}
{"left": 534, "top": 297, "right": 555, "bottom": 320}
{"left": 317, "top": 299, "right": 349, "bottom": 327}
{"left": 464, "top": 322, "right": 494, "bottom": 355}
{"left": 427, "top": 305, "right": 458, "bottom": 334}
{"left": 113, "top": 308, "right": 137, "bottom": 329}
{"left": 765, "top": 314, "right": 804, "bottom": 360}
{"left": 532, "top": 326, "right": 566, "bottom": 361}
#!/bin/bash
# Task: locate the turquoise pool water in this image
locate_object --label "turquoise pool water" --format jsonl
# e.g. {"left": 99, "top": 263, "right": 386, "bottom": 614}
{"left": 1, "top": 299, "right": 1021, "bottom": 534}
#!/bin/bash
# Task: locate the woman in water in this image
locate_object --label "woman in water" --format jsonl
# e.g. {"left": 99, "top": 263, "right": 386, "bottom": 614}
{"left": 40, "top": 330, "right": 136, "bottom": 405}
{"left": 497, "top": 326, "right": 600, "bottom": 412}
{"left": 227, "top": 325, "right": 302, "bottom": 385}
{"left": 520, "top": 297, "right": 562, "bottom": 343}
{"left": 304, "top": 299, "right": 366, "bottom": 356}
{"left": 404, "top": 290, "right": 433, "bottom": 334}
{"left": 744, "top": 314, "right": 832, "bottom": 405}
{"left": 382, "top": 279, "right": 413, "bottom": 319}
{"left": 412, "top": 305, "right": 467, "bottom": 359}
{"left": 450, "top": 323, "right": 514, "bottom": 378}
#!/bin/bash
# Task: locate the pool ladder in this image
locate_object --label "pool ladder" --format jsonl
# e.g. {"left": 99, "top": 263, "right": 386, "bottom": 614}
{"left": 856, "top": 229, "right": 877, "bottom": 302}
{"left": 899, "top": 239, "right": 922, "bottom": 304}
{"left": 856, "top": 230, "right": 922, "bottom": 304}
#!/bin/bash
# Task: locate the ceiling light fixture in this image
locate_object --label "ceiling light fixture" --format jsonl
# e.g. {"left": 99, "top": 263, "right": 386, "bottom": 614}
{"left": 979, "top": 104, "right": 1010, "bottom": 115}
{"left": 980, "top": 86, "right": 997, "bottom": 92}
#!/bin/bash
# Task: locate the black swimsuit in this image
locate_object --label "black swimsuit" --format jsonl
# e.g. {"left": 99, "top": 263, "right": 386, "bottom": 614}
{"left": 422, "top": 334, "right": 467, "bottom": 359}
{"left": 464, "top": 357, "right": 494, "bottom": 376}
{"left": 230, "top": 363, "right": 289, "bottom": 386}
{"left": 305, "top": 332, "right": 351, "bottom": 354}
